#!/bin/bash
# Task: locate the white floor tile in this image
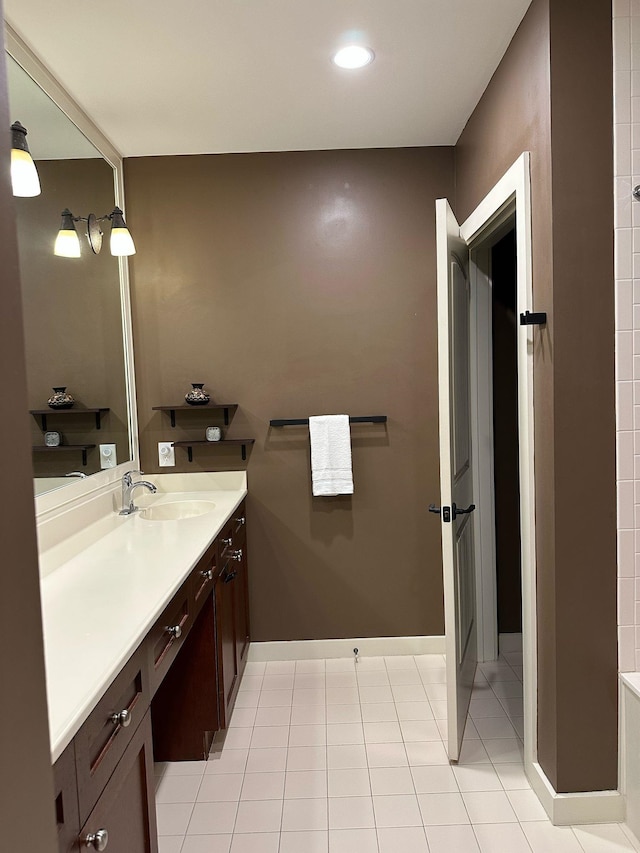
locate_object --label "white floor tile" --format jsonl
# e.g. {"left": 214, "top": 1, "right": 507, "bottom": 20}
{"left": 425, "top": 824, "right": 480, "bottom": 852}
{"left": 181, "top": 835, "right": 232, "bottom": 853}
{"left": 223, "top": 728, "right": 252, "bottom": 750}
{"left": 363, "top": 721, "right": 402, "bottom": 743}
{"left": 400, "top": 720, "right": 441, "bottom": 742}
{"left": 291, "top": 705, "right": 327, "bottom": 725}
{"left": 373, "top": 793, "right": 422, "bottom": 827}
{"left": 452, "top": 764, "right": 502, "bottom": 792}
{"left": 287, "top": 746, "right": 327, "bottom": 771}
{"left": 187, "top": 801, "right": 237, "bottom": 835}
{"left": 254, "top": 706, "right": 291, "bottom": 727}
{"left": 419, "top": 667, "right": 447, "bottom": 684}
{"left": 506, "top": 788, "right": 549, "bottom": 821}
{"left": 404, "top": 741, "right": 449, "bottom": 766}
{"left": 369, "top": 766, "right": 415, "bottom": 795}
{"left": 325, "top": 658, "right": 357, "bottom": 672}
{"left": 473, "top": 822, "right": 532, "bottom": 852}
{"left": 474, "top": 716, "right": 517, "bottom": 740}
{"left": 295, "top": 659, "right": 326, "bottom": 673}
{"left": 249, "top": 725, "right": 289, "bottom": 749}
{"left": 327, "top": 744, "right": 368, "bottom": 769}
{"left": 262, "top": 673, "right": 294, "bottom": 690}
{"left": 357, "top": 670, "right": 390, "bottom": 687}
{"left": 358, "top": 685, "right": 394, "bottom": 704}
{"left": 245, "top": 747, "right": 287, "bottom": 773}
{"left": 289, "top": 724, "right": 327, "bottom": 747}
{"left": 229, "top": 832, "right": 280, "bottom": 853}
{"left": 396, "top": 701, "right": 434, "bottom": 721}
{"left": 456, "top": 740, "right": 491, "bottom": 765}
{"left": 326, "top": 672, "right": 357, "bottom": 688}
{"left": 430, "top": 700, "right": 448, "bottom": 720}
{"left": 238, "top": 675, "right": 263, "bottom": 692}
{"left": 392, "top": 685, "right": 428, "bottom": 703}
{"left": 295, "top": 673, "right": 326, "bottom": 689}
{"left": 156, "top": 774, "right": 203, "bottom": 803}
{"left": 293, "top": 689, "right": 326, "bottom": 706}
{"left": 521, "top": 821, "right": 584, "bottom": 852}
{"left": 492, "top": 763, "right": 531, "bottom": 790}
{"left": 328, "top": 796, "right": 375, "bottom": 829}
{"left": 469, "top": 698, "right": 508, "bottom": 719}
{"left": 235, "top": 691, "right": 260, "bottom": 709}
{"left": 280, "top": 830, "right": 329, "bottom": 853}
{"left": 282, "top": 798, "right": 329, "bottom": 831}
{"left": 385, "top": 655, "right": 418, "bottom": 670}
{"left": 366, "top": 742, "right": 409, "bottom": 767}
{"left": 233, "top": 799, "right": 283, "bottom": 833}
{"left": 327, "top": 687, "right": 360, "bottom": 705}
{"left": 258, "top": 690, "right": 293, "bottom": 708}
{"left": 361, "top": 703, "right": 397, "bottom": 722}
{"left": 156, "top": 802, "right": 194, "bottom": 836}
{"left": 417, "top": 792, "right": 470, "bottom": 826}
{"left": 411, "top": 765, "right": 458, "bottom": 793}
{"left": 243, "top": 661, "right": 266, "bottom": 676}
{"left": 573, "top": 823, "right": 640, "bottom": 852}
{"left": 462, "top": 791, "right": 517, "bottom": 824}
{"left": 284, "top": 770, "right": 328, "bottom": 799}
{"left": 324, "top": 767, "right": 368, "bottom": 798}
{"left": 327, "top": 704, "right": 362, "bottom": 723}
{"left": 328, "top": 828, "right": 379, "bottom": 853}
{"left": 482, "top": 738, "right": 524, "bottom": 764}
{"left": 205, "top": 750, "right": 248, "bottom": 775}
{"left": 498, "top": 696, "right": 524, "bottom": 719}
{"left": 157, "top": 837, "right": 183, "bottom": 853}
{"left": 388, "top": 669, "right": 422, "bottom": 686}
{"left": 229, "top": 707, "right": 257, "bottom": 728}
{"left": 414, "top": 654, "right": 446, "bottom": 669}
{"left": 327, "top": 723, "right": 365, "bottom": 745}
{"left": 490, "top": 680, "right": 523, "bottom": 699}
{"left": 239, "top": 771, "right": 285, "bottom": 800}
{"left": 377, "top": 826, "right": 429, "bottom": 852}
{"left": 197, "top": 774, "right": 243, "bottom": 802}
{"left": 266, "top": 660, "right": 295, "bottom": 674}
{"left": 424, "top": 683, "right": 448, "bottom": 702}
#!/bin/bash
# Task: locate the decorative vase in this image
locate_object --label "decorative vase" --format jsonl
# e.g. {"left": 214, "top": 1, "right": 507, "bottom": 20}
{"left": 185, "top": 383, "right": 210, "bottom": 406}
{"left": 47, "top": 386, "right": 74, "bottom": 409}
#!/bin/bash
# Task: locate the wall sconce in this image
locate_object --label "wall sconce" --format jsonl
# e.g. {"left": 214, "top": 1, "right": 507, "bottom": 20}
{"left": 11, "top": 121, "right": 41, "bottom": 197}
{"left": 54, "top": 207, "right": 136, "bottom": 257}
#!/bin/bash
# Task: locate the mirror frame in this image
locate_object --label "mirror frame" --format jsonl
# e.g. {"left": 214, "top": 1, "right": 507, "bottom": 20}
{"left": 6, "top": 24, "right": 140, "bottom": 519}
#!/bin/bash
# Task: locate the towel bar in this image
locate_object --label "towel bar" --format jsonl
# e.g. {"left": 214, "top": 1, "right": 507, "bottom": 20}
{"left": 270, "top": 416, "right": 387, "bottom": 427}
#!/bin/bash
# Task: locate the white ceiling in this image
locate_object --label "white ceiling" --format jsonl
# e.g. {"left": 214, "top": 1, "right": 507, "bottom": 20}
{"left": 4, "top": 0, "right": 532, "bottom": 158}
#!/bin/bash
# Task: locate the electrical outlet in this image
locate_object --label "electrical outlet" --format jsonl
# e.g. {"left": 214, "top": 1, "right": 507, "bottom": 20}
{"left": 99, "top": 443, "right": 117, "bottom": 469}
{"left": 158, "top": 441, "right": 175, "bottom": 467}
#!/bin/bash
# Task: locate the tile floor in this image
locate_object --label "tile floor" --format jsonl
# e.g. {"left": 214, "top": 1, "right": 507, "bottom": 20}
{"left": 155, "top": 649, "right": 640, "bottom": 852}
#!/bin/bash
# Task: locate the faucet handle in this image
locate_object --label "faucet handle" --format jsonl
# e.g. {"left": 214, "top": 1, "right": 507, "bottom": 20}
{"left": 123, "top": 469, "right": 143, "bottom": 485}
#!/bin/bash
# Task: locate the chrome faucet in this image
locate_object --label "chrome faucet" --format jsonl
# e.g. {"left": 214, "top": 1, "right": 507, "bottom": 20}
{"left": 119, "top": 469, "right": 157, "bottom": 515}
{"left": 65, "top": 471, "right": 87, "bottom": 479}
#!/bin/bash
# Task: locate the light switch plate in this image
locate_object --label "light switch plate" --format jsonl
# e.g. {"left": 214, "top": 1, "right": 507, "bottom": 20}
{"left": 99, "top": 443, "right": 117, "bottom": 469}
{"left": 158, "top": 441, "right": 175, "bottom": 467}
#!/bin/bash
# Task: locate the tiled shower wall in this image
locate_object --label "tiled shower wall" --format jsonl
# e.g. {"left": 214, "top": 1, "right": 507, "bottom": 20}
{"left": 615, "top": 1, "right": 640, "bottom": 671}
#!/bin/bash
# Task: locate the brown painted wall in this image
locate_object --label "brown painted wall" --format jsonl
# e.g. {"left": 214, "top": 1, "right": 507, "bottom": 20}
{"left": 455, "top": 0, "right": 616, "bottom": 792}
{"left": 125, "top": 147, "right": 454, "bottom": 641}
{"left": 0, "top": 30, "right": 58, "bottom": 853}
{"left": 15, "top": 158, "right": 129, "bottom": 477}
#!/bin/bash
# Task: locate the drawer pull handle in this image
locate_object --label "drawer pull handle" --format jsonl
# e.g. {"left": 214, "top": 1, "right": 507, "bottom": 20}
{"left": 166, "top": 624, "right": 182, "bottom": 640}
{"left": 85, "top": 829, "right": 109, "bottom": 851}
{"left": 235, "top": 516, "right": 246, "bottom": 526}
{"left": 200, "top": 568, "right": 213, "bottom": 581}
{"left": 221, "top": 537, "right": 233, "bottom": 547}
{"left": 223, "top": 570, "right": 237, "bottom": 584}
{"left": 109, "top": 708, "right": 131, "bottom": 728}
{"left": 230, "top": 549, "right": 243, "bottom": 562}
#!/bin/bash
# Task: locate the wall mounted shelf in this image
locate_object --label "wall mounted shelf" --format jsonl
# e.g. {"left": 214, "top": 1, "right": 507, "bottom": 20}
{"left": 172, "top": 439, "right": 255, "bottom": 463}
{"left": 32, "top": 444, "right": 96, "bottom": 466}
{"left": 152, "top": 404, "right": 238, "bottom": 428}
{"left": 30, "top": 408, "right": 109, "bottom": 431}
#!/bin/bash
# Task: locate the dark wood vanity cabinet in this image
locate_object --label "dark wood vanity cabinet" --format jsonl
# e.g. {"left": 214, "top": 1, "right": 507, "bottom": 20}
{"left": 51, "top": 502, "right": 250, "bottom": 853}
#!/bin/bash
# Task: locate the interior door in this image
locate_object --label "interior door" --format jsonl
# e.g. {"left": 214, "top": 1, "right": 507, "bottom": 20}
{"left": 435, "top": 198, "right": 477, "bottom": 761}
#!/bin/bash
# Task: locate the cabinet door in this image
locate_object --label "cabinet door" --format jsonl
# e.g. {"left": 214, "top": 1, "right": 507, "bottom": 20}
{"left": 77, "top": 711, "right": 157, "bottom": 853}
{"left": 215, "top": 558, "right": 238, "bottom": 728}
{"left": 233, "top": 539, "right": 250, "bottom": 673}
{"left": 53, "top": 742, "right": 80, "bottom": 853}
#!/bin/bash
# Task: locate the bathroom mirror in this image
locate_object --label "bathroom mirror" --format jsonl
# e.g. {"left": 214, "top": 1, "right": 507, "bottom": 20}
{"left": 6, "top": 39, "right": 138, "bottom": 502}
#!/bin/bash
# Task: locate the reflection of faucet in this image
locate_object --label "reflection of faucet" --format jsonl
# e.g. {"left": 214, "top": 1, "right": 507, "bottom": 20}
{"left": 65, "top": 471, "right": 87, "bottom": 479}
{"left": 119, "top": 469, "right": 157, "bottom": 516}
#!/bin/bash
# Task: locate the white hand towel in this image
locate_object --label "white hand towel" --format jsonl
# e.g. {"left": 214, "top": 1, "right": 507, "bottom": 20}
{"left": 309, "top": 414, "right": 354, "bottom": 497}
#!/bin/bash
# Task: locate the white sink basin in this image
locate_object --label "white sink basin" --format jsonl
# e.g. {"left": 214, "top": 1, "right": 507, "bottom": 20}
{"left": 138, "top": 500, "right": 216, "bottom": 521}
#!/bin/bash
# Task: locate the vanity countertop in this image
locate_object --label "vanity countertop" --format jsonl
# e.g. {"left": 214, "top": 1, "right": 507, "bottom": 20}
{"left": 39, "top": 472, "right": 247, "bottom": 762}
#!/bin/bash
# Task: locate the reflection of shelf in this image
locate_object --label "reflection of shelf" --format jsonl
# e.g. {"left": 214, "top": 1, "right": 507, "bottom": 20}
{"left": 152, "top": 404, "right": 238, "bottom": 428}
{"left": 29, "top": 408, "right": 109, "bottom": 431}
{"left": 32, "top": 444, "right": 96, "bottom": 466}
{"left": 172, "top": 439, "right": 255, "bottom": 463}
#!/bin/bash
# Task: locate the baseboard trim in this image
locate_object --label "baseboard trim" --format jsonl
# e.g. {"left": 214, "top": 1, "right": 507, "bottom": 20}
{"left": 247, "top": 635, "right": 445, "bottom": 662}
{"left": 527, "top": 760, "right": 624, "bottom": 825}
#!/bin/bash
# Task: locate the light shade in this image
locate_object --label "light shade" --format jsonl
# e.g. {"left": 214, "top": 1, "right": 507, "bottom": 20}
{"left": 108, "top": 207, "right": 136, "bottom": 256}
{"left": 332, "top": 45, "right": 375, "bottom": 69}
{"left": 54, "top": 209, "right": 81, "bottom": 257}
{"left": 11, "top": 121, "right": 41, "bottom": 197}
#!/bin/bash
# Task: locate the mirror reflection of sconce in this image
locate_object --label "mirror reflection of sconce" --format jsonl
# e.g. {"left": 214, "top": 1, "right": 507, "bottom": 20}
{"left": 10, "top": 121, "right": 41, "bottom": 197}
{"left": 54, "top": 207, "right": 136, "bottom": 257}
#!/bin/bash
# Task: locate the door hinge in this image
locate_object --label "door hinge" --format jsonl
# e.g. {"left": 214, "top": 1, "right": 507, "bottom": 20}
{"left": 519, "top": 310, "right": 547, "bottom": 327}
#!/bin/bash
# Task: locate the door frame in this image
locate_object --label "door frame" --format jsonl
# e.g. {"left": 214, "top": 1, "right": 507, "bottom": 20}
{"left": 459, "top": 152, "right": 537, "bottom": 769}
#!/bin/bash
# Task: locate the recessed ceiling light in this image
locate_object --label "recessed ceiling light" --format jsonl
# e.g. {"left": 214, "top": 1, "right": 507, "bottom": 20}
{"left": 332, "top": 45, "right": 374, "bottom": 70}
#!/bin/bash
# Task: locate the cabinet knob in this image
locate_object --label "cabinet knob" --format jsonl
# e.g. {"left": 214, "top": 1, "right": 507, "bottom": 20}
{"left": 200, "top": 568, "right": 213, "bottom": 581}
{"left": 166, "top": 624, "right": 182, "bottom": 640}
{"left": 85, "top": 829, "right": 109, "bottom": 851}
{"left": 221, "top": 537, "right": 233, "bottom": 547}
{"left": 235, "top": 516, "right": 246, "bottom": 526}
{"left": 230, "top": 548, "right": 243, "bottom": 562}
{"left": 109, "top": 708, "right": 131, "bottom": 728}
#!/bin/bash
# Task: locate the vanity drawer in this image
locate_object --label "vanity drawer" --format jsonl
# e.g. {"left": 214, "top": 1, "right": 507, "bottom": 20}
{"left": 147, "top": 582, "right": 191, "bottom": 695}
{"left": 190, "top": 542, "right": 217, "bottom": 614}
{"left": 74, "top": 645, "right": 149, "bottom": 824}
